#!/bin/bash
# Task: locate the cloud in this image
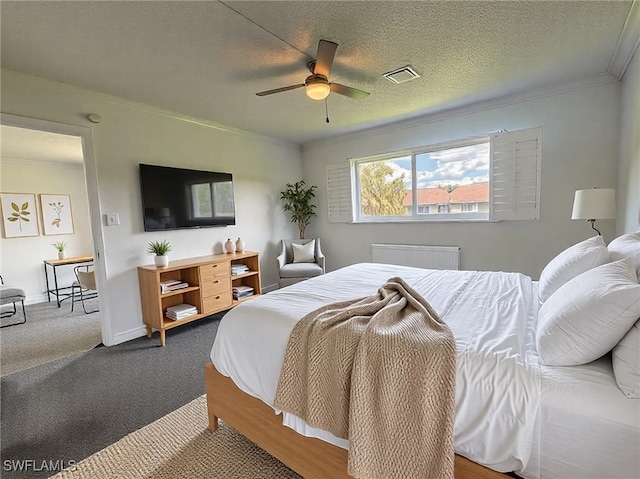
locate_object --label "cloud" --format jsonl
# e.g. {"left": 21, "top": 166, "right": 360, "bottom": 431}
{"left": 416, "top": 143, "right": 489, "bottom": 188}
{"left": 361, "top": 142, "right": 489, "bottom": 190}
{"left": 387, "top": 159, "right": 410, "bottom": 181}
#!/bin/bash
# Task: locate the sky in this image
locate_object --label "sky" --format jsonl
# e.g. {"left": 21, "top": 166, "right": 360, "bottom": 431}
{"left": 385, "top": 142, "right": 489, "bottom": 189}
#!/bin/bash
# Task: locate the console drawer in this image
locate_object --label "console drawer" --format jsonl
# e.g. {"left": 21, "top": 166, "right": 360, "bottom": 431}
{"left": 200, "top": 262, "right": 230, "bottom": 281}
{"left": 201, "top": 276, "right": 231, "bottom": 298}
{"left": 202, "top": 291, "right": 232, "bottom": 313}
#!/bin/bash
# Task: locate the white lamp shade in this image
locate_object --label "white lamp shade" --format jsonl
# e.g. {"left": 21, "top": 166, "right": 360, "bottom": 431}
{"left": 305, "top": 82, "right": 330, "bottom": 100}
{"left": 571, "top": 188, "right": 616, "bottom": 220}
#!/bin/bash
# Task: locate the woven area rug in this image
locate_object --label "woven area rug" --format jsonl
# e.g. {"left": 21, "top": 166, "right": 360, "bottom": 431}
{"left": 51, "top": 395, "right": 301, "bottom": 479}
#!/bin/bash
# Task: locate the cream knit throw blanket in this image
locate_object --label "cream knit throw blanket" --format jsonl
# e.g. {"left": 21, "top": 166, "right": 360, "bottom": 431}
{"left": 274, "top": 277, "right": 456, "bottom": 479}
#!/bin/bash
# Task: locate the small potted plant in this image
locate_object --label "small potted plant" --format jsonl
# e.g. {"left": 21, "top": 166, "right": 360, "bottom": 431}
{"left": 52, "top": 241, "right": 67, "bottom": 260}
{"left": 147, "top": 240, "right": 172, "bottom": 268}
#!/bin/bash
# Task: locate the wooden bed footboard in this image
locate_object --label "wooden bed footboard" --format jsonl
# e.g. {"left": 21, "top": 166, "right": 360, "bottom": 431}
{"left": 204, "top": 363, "right": 508, "bottom": 479}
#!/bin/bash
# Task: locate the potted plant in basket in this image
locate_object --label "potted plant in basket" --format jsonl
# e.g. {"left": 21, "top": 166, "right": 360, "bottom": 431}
{"left": 52, "top": 241, "right": 67, "bottom": 260}
{"left": 280, "top": 180, "right": 317, "bottom": 239}
{"left": 147, "top": 240, "right": 172, "bottom": 268}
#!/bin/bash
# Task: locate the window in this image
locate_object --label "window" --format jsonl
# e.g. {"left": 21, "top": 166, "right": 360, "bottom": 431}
{"left": 355, "top": 153, "right": 412, "bottom": 218}
{"left": 212, "top": 181, "right": 235, "bottom": 217}
{"left": 352, "top": 138, "right": 490, "bottom": 221}
{"left": 327, "top": 127, "right": 541, "bottom": 223}
{"left": 190, "top": 183, "right": 213, "bottom": 218}
{"left": 189, "top": 181, "right": 234, "bottom": 219}
{"left": 461, "top": 203, "right": 477, "bottom": 212}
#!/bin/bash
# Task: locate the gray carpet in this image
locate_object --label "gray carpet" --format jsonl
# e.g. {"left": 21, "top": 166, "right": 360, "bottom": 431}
{"left": 1, "top": 298, "right": 101, "bottom": 376}
{"left": 0, "top": 312, "right": 222, "bottom": 479}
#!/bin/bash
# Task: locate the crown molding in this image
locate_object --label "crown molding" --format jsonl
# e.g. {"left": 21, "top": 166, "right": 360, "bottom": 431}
{"left": 608, "top": 0, "right": 640, "bottom": 79}
{"left": 1, "top": 69, "right": 301, "bottom": 152}
{"left": 303, "top": 73, "right": 618, "bottom": 151}
{"left": 0, "top": 157, "right": 84, "bottom": 169}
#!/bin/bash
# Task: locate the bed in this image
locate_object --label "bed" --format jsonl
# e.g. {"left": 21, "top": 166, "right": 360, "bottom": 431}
{"left": 205, "top": 258, "right": 640, "bottom": 479}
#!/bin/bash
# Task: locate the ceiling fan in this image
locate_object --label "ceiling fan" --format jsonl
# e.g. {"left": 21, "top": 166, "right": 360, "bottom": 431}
{"left": 256, "top": 40, "right": 370, "bottom": 101}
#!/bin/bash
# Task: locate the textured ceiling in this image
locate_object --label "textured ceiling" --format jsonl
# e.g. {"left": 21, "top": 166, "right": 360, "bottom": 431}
{"left": 0, "top": 1, "right": 636, "bottom": 146}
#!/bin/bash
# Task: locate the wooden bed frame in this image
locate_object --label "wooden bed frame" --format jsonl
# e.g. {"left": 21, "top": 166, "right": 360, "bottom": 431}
{"left": 204, "top": 363, "right": 509, "bottom": 479}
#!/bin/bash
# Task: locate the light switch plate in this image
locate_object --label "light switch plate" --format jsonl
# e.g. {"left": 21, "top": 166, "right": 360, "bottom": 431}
{"left": 105, "top": 213, "right": 120, "bottom": 226}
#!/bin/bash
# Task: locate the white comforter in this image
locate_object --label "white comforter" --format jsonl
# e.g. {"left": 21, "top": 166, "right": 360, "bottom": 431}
{"left": 211, "top": 263, "right": 541, "bottom": 475}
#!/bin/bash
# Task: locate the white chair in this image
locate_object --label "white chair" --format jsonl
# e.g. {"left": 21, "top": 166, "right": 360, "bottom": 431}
{"left": 276, "top": 238, "right": 325, "bottom": 288}
{"left": 0, "top": 275, "right": 27, "bottom": 328}
{"left": 71, "top": 265, "right": 99, "bottom": 314}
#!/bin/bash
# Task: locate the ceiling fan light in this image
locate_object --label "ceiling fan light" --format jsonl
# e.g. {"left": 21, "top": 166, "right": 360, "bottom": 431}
{"left": 305, "top": 82, "right": 330, "bottom": 100}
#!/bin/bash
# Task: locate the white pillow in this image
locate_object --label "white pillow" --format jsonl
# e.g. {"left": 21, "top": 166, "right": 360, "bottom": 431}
{"left": 608, "top": 231, "right": 640, "bottom": 280}
{"left": 536, "top": 258, "right": 640, "bottom": 366}
{"left": 612, "top": 318, "right": 640, "bottom": 398}
{"left": 538, "top": 235, "right": 609, "bottom": 303}
{"left": 292, "top": 240, "right": 315, "bottom": 263}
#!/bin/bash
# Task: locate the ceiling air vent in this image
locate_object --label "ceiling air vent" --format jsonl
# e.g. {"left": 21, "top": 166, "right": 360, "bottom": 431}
{"left": 383, "top": 66, "right": 420, "bottom": 84}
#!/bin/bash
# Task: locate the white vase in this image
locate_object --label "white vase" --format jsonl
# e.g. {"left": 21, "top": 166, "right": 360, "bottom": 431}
{"left": 236, "top": 237, "right": 245, "bottom": 253}
{"left": 58, "top": 251, "right": 66, "bottom": 260}
{"left": 155, "top": 255, "right": 169, "bottom": 267}
{"left": 224, "top": 238, "right": 236, "bottom": 254}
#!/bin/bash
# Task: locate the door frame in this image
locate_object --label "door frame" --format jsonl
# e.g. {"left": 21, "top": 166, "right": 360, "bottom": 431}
{"left": 1, "top": 113, "right": 113, "bottom": 345}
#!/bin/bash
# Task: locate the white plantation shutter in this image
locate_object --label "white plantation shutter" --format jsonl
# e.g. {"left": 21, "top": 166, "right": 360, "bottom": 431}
{"left": 490, "top": 127, "right": 542, "bottom": 221}
{"left": 326, "top": 163, "right": 353, "bottom": 223}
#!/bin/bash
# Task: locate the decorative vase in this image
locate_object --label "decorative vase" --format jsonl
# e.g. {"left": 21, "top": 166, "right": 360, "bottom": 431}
{"left": 235, "top": 237, "right": 245, "bottom": 253}
{"left": 224, "top": 238, "right": 236, "bottom": 254}
{"left": 155, "top": 255, "right": 169, "bottom": 268}
{"left": 58, "top": 251, "right": 66, "bottom": 260}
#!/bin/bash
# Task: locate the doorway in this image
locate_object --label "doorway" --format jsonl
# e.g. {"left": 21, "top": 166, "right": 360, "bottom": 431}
{"left": 0, "top": 114, "right": 110, "bottom": 375}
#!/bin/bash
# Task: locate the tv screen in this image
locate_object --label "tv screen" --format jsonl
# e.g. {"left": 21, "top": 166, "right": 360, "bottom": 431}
{"left": 139, "top": 164, "right": 236, "bottom": 231}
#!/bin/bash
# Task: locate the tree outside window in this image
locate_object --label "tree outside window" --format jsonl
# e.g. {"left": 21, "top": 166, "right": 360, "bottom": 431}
{"left": 358, "top": 159, "right": 409, "bottom": 217}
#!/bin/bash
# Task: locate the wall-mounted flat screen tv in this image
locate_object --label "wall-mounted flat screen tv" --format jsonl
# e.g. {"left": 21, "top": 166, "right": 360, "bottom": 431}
{"left": 140, "top": 164, "right": 236, "bottom": 231}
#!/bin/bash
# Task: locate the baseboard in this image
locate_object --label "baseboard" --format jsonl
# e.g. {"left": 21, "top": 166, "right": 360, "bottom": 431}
{"left": 262, "top": 283, "right": 279, "bottom": 294}
{"left": 26, "top": 294, "right": 49, "bottom": 306}
{"left": 112, "top": 326, "right": 148, "bottom": 346}
{"left": 111, "top": 284, "right": 278, "bottom": 346}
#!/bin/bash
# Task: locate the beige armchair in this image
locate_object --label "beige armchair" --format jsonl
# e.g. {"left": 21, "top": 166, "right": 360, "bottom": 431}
{"left": 277, "top": 238, "right": 325, "bottom": 288}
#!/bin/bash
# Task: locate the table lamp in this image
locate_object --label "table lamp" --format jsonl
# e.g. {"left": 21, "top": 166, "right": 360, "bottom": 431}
{"left": 571, "top": 187, "right": 616, "bottom": 236}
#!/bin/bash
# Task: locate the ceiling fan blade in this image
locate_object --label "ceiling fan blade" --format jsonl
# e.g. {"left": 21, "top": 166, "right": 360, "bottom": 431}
{"left": 256, "top": 84, "right": 304, "bottom": 97}
{"left": 314, "top": 40, "right": 338, "bottom": 77}
{"left": 330, "top": 83, "right": 370, "bottom": 100}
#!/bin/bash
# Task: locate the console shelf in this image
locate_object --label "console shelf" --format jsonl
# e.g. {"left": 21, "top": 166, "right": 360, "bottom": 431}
{"left": 138, "top": 251, "right": 261, "bottom": 346}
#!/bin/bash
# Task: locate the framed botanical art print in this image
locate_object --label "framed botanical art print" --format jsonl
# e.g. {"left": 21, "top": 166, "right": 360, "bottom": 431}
{"left": 1, "top": 193, "right": 40, "bottom": 238}
{"left": 40, "top": 194, "right": 75, "bottom": 235}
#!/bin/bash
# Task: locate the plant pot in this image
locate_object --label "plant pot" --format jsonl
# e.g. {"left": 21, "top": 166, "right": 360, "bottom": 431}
{"left": 155, "top": 255, "right": 169, "bottom": 268}
{"left": 58, "top": 251, "right": 66, "bottom": 260}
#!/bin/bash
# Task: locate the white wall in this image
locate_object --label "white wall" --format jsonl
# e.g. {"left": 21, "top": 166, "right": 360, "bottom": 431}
{"left": 1, "top": 67, "right": 632, "bottom": 345}
{"left": 617, "top": 48, "right": 640, "bottom": 234}
{"left": 302, "top": 82, "right": 621, "bottom": 279}
{"left": 0, "top": 159, "right": 93, "bottom": 303}
{"left": 1, "top": 70, "right": 303, "bottom": 345}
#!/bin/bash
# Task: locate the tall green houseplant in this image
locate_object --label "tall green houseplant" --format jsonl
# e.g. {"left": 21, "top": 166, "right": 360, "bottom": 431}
{"left": 280, "top": 180, "right": 317, "bottom": 239}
